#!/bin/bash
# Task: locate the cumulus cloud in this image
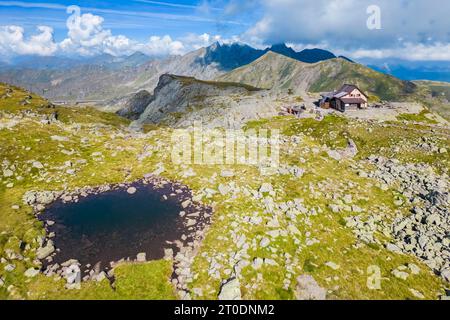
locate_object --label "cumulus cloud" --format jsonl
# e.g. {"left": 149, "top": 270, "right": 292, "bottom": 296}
{"left": 1, "top": 1, "right": 449, "bottom": 61}
{"left": 139, "top": 35, "right": 185, "bottom": 56}
{"left": 0, "top": 25, "right": 57, "bottom": 57}
{"left": 244, "top": 0, "right": 450, "bottom": 51}
{"left": 57, "top": 6, "right": 225, "bottom": 57}
{"left": 181, "top": 33, "right": 222, "bottom": 50}
{"left": 59, "top": 6, "right": 139, "bottom": 56}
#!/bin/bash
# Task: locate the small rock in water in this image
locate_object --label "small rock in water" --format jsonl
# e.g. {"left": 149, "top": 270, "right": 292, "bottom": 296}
{"left": 136, "top": 252, "right": 146, "bottom": 262}
{"left": 164, "top": 248, "right": 174, "bottom": 260}
{"left": 186, "top": 219, "right": 196, "bottom": 227}
{"left": 127, "top": 187, "right": 137, "bottom": 195}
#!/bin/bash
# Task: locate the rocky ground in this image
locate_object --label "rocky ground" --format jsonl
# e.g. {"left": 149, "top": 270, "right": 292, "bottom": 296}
{"left": 0, "top": 83, "right": 449, "bottom": 300}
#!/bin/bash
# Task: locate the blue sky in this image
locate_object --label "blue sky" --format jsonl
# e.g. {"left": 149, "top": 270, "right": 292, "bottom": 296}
{"left": 1, "top": 0, "right": 449, "bottom": 61}
{"left": 0, "top": 0, "right": 253, "bottom": 41}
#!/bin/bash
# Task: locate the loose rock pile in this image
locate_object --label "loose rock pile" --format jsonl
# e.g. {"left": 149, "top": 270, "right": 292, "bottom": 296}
{"left": 366, "top": 156, "right": 449, "bottom": 281}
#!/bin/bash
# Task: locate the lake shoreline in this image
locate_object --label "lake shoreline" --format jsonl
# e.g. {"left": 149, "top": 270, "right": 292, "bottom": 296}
{"left": 22, "top": 174, "right": 212, "bottom": 290}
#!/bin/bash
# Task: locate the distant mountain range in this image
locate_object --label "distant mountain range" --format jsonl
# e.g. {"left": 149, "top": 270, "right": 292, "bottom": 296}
{"left": 116, "top": 51, "right": 423, "bottom": 128}
{"left": 4, "top": 52, "right": 151, "bottom": 70}
{"left": 198, "top": 42, "right": 340, "bottom": 71}
{"left": 0, "top": 42, "right": 342, "bottom": 106}
{"left": 0, "top": 42, "right": 447, "bottom": 110}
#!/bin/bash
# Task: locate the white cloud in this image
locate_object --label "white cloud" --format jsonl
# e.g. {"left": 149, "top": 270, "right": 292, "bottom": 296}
{"left": 57, "top": 7, "right": 226, "bottom": 57}
{"left": 181, "top": 33, "right": 222, "bottom": 50}
{"left": 0, "top": 25, "right": 57, "bottom": 56}
{"left": 347, "top": 43, "right": 450, "bottom": 61}
{"left": 244, "top": 0, "right": 450, "bottom": 51}
{"left": 59, "top": 7, "right": 140, "bottom": 57}
{"left": 139, "top": 35, "right": 185, "bottom": 56}
{"left": 3, "top": 1, "right": 449, "bottom": 62}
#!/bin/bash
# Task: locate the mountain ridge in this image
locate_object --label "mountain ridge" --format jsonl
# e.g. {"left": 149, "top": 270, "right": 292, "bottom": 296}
{"left": 0, "top": 42, "right": 345, "bottom": 104}
{"left": 218, "top": 51, "right": 417, "bottom": 101}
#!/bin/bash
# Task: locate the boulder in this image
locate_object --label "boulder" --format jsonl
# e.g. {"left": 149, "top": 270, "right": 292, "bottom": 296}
{"left": 220, "top": 170, "right": 234, "bottom": 177}
{"left": 24, "top": 268, "right": 40, "bottom": 278}
{"left": 218, "top": 184, "right": 230, "bottom": 196}
{"left": 259, "top": 183, "right": 273, "bottom": 194}
{"left": 295, "top": 275, "right": 326, "bottom": 300}
{"left": 392, "top": 269, "right": 409, "bottom": 280}
{"left": 186, "top": 219, "right": 196, "bottom": 227}
{"left": 409, "top": 289, "right": 425, "bottom": 299}
{"left": 252, "top": 258, "right": 264, "bottom": 270}
{"left": 325, "top": 261, "right": 340, "bottom": 270}
{"left": 259, "top": 237, "right": 270, "bottom": 248}
{"left": 51, "top": 135, "right": 69, "bottom": 142}
{"left": 32, "top": 161, "right": 44, "bottom": 169}
{"left": 218, "top": 277, "right": 241, "bottom": 300}
{"left": 3, "top": 169, "right": 14, "bottom": 177}
{"left": 92, "top": 271, "right": 107, "bottom": 282}
{"left": 36, "top": 191, "right": 55, "bottom": 205}
{"left": 36, "top": 242, "right": 55, "bottom": 260}
{"left": 4, "top": 264, "right": 15, "bottom": 272}
{"left": 327, "top": 150, "right": 342, "bottom": 161}
{"left": 441, "top": 268, "right": 450, "bottom": 282}
{"left": 23, "top": 191, "right": 37, "bottom": 205}
{"left": 65, "top": 264, "right": 81, "bottom": 289}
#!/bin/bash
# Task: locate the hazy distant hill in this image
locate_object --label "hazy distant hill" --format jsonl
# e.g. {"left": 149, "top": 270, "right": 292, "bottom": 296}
{"left": 370, "top": 62, "right": 450, "bottom": 83}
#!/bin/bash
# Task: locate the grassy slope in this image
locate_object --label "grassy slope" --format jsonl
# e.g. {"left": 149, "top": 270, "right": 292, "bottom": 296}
{"left": 0, "top": 83, "right": 176, "bottom": 300}
{"left": 413, "top": 81, "right": 450, "bottom": 120}
{"left": 169, "top": 74, "right": 262, "bottom": 92}
{"left": 0, "top": 83, "right": 449, "bottom": 300}
{"left": 218, "top": 52, "right": 417, "bottom": 102}
{"left": 309, "top": 60, "right": 416, "bottom": 101}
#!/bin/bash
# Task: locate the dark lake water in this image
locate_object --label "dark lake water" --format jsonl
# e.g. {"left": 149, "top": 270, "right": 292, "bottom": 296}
{"left": 39, "top": 183, "right": 187, "bottom": 270}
